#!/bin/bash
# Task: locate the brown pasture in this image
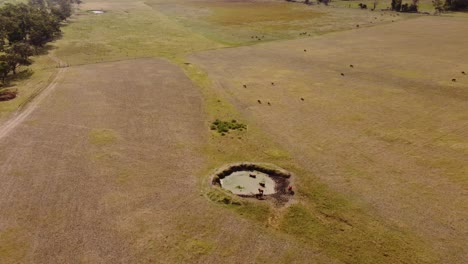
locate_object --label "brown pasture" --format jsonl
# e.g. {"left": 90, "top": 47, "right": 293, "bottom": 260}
{"left": 190, "top": 16, "right": 468, "bottom": 263}
{"left": 0, "top": 59, "right": 333, "bottom": 263}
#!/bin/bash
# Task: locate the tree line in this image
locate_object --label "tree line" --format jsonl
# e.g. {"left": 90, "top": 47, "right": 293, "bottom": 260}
{"left": 432, "top": 0, "right": 468, "bottom": 12}
{"left": 391, "top": 0, "right": 467, "bottom": 12}
{"left": 0, "top": 0, "right": 79, "bottom": 85}
{"left": 289, "top": 0, "right": 467, "bottom": 12}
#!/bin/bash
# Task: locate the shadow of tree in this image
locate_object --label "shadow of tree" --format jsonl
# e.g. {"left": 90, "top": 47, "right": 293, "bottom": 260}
{"left": 0, "top": 69, "right": 34, "bottom": 89}
{"left": 34, "top": 44, "right": 57, "bottom": 56}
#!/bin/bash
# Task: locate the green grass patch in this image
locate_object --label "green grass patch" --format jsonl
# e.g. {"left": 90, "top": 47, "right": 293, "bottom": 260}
{"left": 206, "top": 188, "right": 271, "bottom": 223}
{"left": 206, "top": 188, "right": 242, "bottom": 205}
{"left": 0, "top": 228, "right": 28, "bottom": 263}
{"left": 54, "top": 7, "right": 221, "bottom": 65}
{"left": 280, "top": 195, "right": 439, "bottom": 264}
{"left": 201, "top": 2, "right": 324, "bottom": 26}
{"left": 89, "top": 128, "right": 118, "bottom": 146}
{"left": 233, "top": 201, "right": 271, "bottom": 223}
{"left": 184, "top": 238, "right": 214, "bottom": 257}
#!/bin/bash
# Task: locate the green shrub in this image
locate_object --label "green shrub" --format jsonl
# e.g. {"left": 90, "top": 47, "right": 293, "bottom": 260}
{"left": 211, "top": 119, "right": 247, "bottom": 134}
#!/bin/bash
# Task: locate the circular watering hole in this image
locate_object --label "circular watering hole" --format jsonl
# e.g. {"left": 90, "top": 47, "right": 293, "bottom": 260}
{"left": 212, "top": 163, "right": 294, "bottom": 202}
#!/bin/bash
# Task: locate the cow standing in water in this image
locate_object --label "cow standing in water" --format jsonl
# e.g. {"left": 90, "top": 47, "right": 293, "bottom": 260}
{"left": 256, "top": 188, "right": 264, "bottom": 199}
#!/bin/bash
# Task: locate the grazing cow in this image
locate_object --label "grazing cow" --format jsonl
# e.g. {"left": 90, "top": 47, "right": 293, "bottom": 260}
{"left": 271, "top": 82, "right": 275, "bottom": 85}
{"left": 243, "top": 84, "right": 247, "bottom": 88}
{"left": 341, "top": 73, "right": 345, "bottom": 76}
{"left": 304, "top": 49, "right": 307, "bottom": 52}
{"left": 356, "top": 24, "right": 360, "bottom": 28}
{"left": 258, "top": 188, "right": 264, "bottom": 194}
{"left": 350, "top": 64, "right": 354, "bottom": 68}
{"left": 301, "top": 98, "right": 304, "bottom": 101}
{"left": 249, "top": 174, "right": 256, "bottom": 178}
{"left": 256, "top": 188, "right": 264, "bottom": 199}
{"left": 452, "top": 79, "right": 457, "bottom": 82}
{"left": 462, "top": 71, "right": 466, "bottom": 75}
{"left": 259, "top": 182, "right": 266, "bottom": 187}
{"left": 267, "top": 102, "right": 271, "bottom": 106}
{"left": 257, "top": 100, "right": 262, "bottom": 104}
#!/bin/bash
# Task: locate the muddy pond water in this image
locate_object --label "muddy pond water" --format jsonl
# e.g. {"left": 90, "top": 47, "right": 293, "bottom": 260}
{"left": 220, "top": 170, "right": 276, "bottom": 195}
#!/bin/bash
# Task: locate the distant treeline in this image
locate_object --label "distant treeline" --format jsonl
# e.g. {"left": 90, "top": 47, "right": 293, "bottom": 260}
{"left": 392, "top": 0, "right": 468, "bottom": 12}
{"left": 432, "top": 0, "right": 468, "bottom": 11}
{"left": 0, "top": 0, "right": 80, "bottom": 84}
{"left": 290, "top": 0, "right": 467, "bottom": 12}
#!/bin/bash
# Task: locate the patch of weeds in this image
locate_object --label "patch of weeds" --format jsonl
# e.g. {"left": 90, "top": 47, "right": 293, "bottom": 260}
{"left": 281, "top": 205, "right": 323, "bottom": 241}
{"left": 116, "top": 170, "right": 133, "bottom": 184}
{"left": 90, "top": 151, "right": 120, "bottom": 162}
{"left": 206, "top": 189, "right": 271, "bottom": 222}
{"left": 280, "top": 203, "right": 439, "bottom": 264}
{"left": 184, "top": 239, "right": 214, "bottom": 257}
{"left": 263, "top": 148, "right": 290, "bottom": 159}
{"left": 210, "top": 119, "right": 246, "bottom": 135}
{"left": 233, "top": 202, "right": 271, "bottom": 223}
{"left": 89, "top": 128, "right": 118, "bottom": 146}
{"left": 206, "top": 188, "right": 242, "bottom": 205}
{"left": 0, "top": 228, "right": 27, "bottom": 262}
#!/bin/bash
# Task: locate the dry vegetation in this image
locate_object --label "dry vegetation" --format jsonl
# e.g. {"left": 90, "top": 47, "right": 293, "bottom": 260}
{"left": 0, "top": 0, "right": 467, "bottom": 263}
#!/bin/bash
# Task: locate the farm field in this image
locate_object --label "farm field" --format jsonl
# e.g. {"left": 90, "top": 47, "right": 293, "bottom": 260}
{"left": 0, "top": 0, "right": 467, "bottom": 263}
{"left": 189, "top": 15, "right": 468, "bottom": 263}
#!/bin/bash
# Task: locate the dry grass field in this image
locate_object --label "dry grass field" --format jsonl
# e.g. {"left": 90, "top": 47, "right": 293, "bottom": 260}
{"left": 0, "top": 0, "right": 467, "bottom": 263}
{"left": 189, "top": 16, "right": 468, "bottom": 263}
{"left": 0, "top": 58, "right": 336, "bottom": 263}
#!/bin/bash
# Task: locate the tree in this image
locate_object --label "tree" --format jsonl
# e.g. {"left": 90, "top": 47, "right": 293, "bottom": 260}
{"left": 433, "top": 0, "right": 445, "bottom": 12}
{"left": 28, "top": 0, "right": 46, "bottom": 8}
{"left": 0, "top": 61, "right": 11, "bottom": 84}
{"left": 28, "top": 9, "right": 61, "bottom": 48}
{"left": 373, "top": 0, "right": 379, "bottom": 9}
{"left": 1, "top": 43, "right": 34, "bottom": 75}
{"left": 0, "top": 0, "right": 71, "bottom": 81}
{"left": 391, "top": 0, "right": 403, "bottom": 10}
{"left": 0, "top": 53, "right": 32, "bottom": 75}
{"left": 48, "top": 0, "right": 73, "bottom": 21}
{"left": 409, "top": 0, "right": 419, "bottom": 11}
{"left": 9, "top": 42, "right": 34, "bottom": 60}
{"left": 445, "top": 0, "right": 468, "bottom": 10}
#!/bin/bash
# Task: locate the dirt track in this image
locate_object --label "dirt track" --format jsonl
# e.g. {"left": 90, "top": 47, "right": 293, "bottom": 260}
{"left": 190, "top": 16, "right": 468, "bottom": 263}
{"left": 0, "top": 68, "right": 66, "bottom": 141}
{"left": 0, "top": 58, "right": 333, "bottom": 263}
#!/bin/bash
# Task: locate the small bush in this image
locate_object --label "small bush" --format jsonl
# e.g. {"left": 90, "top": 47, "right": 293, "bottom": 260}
{"left": 211, "top": 119, "right": 247, "bottom": 134}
